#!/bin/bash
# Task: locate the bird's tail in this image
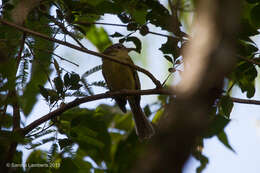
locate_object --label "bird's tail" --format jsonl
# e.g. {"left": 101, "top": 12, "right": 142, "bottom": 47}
{"left": 128, "top": 97, "right": 155, "bottom": 140}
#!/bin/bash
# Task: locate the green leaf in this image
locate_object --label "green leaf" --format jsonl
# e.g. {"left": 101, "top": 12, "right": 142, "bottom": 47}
{"left": 58, "top": 108, "right": 112, "bottom": 164}
{"left": 143, "top": 105, "right": 152, "bottom": 117}
{"left": 60, "top": 158, "right": 79, "bottom": 173}
{"left": 164, "top": 55, "right": 173, "bottom": 63}
{"left": 110, "top": 131, "right": 144, "bottom": 172}
{"left": 22, "top": 15, "right": 53, "bottom": 116}
{"left": 219, "top": 96, "right": 234, "bottom": 118}
{"left": 250, "top": 4, "right": 260, "bottom": 28}
{"left": 82, "top": 65, "right": 102, "bottom": 78}
{"left": 246, "top": 0, "right": 260, "bottom": 3}
{"left": 58, "top": 138, "right": 74, "bottom": 150}
{"left": 203, "top": 115, "right": 230, "bottom": 138}
{"left": 26, "top": 150, "right": 48, "bottom": 173}
{"left": 110, "top": 32, "right": 124, "bottom": 38}
{"left": 125, "top": 36, "right": 142, "bottom": 53}
{"left": 217, "top": 131, "right": 235, "bottom": 152}
{"left": 114, "top": 113, "right": 133, "bottom": 131}
{"left": 152, "top": 108, "right": 164, "bottom": 123}
{"left": 86, "top": 26, "right": 112, "bottom": 52}
{"left": 54, "top": 76, "right": 64, "bottom": 95}
{"left": 0, "top": 113, "right": 13, "bottom": 128}
{"left": 230, "top": 60, "right": 257, "bottom": 98}
{"left": 159, "top": 37, "right": 180, "bottom": 60}
{"left": 64, "top": 73, "right": 70, "bottom": 87}
{"left": 192, "top": 149, "right": 209, "bottom": 173}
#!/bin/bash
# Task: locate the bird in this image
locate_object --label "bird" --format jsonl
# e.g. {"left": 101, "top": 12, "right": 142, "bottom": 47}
{"left": 102, "top": 43, "right": 155, "bottom": 140}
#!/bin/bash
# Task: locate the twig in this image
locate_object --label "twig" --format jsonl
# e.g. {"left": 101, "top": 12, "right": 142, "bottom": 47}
{"left": 231, "top": 97, "right": 260, "bottom": 105}
{"left": 0, "top": 19, "right": 161, "bottom": 88}
{"left": 22, "top": 88, "right": 172, "bottom": 135}
{"left": 50, "top": 18, "right": 86, "bottom": 49}
{"left": 76, "top": 21, "right": 171, "bottom": 38}
{"left": 237, "top": 55, "right": 260, "bottom": 66}
{"left": 32, "top": 46, "right": 79, "bottom": 67}
{"left": 76, "top": 21, "right": 127, "bottom": 27}
{"left": 16, "top": 33, "right": 26, "bottom": 68}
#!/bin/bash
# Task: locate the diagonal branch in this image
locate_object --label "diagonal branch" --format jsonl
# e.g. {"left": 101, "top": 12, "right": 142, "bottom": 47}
{"left": 0, "top": 19, "right": 161, "bottom": 88}
{"left": 22, "top": 88, "right": 172, "bottom": 135}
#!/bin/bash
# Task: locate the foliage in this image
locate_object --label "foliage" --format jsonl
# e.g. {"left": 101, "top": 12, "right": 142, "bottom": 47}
{"left": 0, "top": 0, "right": 260, "bottom": 172}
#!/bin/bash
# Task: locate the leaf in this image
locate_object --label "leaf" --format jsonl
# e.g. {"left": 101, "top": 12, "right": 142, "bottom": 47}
{"left": 85, "top": 26, "right": 112, "bottom": 52}
{"left": 114, "top": 113, "right": 133, "bottom": 131}
{"left": 110, "top": 131, "right": 144, "bottom": 172}
{"left": 164, "top": 55, "right": 173, "bottom": 64}
{"left": 250, "top": 4, "right": 260, "bottom": 28}
{"left": 229, "top": 60, "right": 257, "bottom": 98}
{"left": 203, "top": 115, "right": 230, "bottom": 138}
{"left": 159, "top": 37, "right": 180, "bottom": 60}
{"left": 246, "top": 0, "right": 260, "bottom": 3}
{"left": 219, "top": 95, "right": 234, "bottom": 118}
{"left": 38, "top": 85, "right": 49, "bottom": 100}
{"left": 143, "top": 105, "right": 152, "bottom": 117}
{"left": 59, "top": 138, "right": 79, "bottom": 150}
{"left": 145, "top": 1, "right": 173, "bottom": 31}
{"left": 125, "top": 36, "right": 142, "bottom": 53}
{"left": 64, "top": 73, "right": 70, "bottom": 87}
{"left": 54, "top": 76, "right": 64, "bottom": 95}
{"left": 152, "top": 108, "right": 164, "bottom": 123}
{"left": 217, "top": 131, "right": 235, "bottom": 152}
{"left": 60, "top": 158, "right": 79, "bottom": 173}
{"left": 110, "top": 32, "right": 124, "bottom": 38}
{"left": 58, "top": 108, "right": 112, "bottom": 164}
{"left": 0, "top": 113, "right": 13, "bottom": 128}
{"left": 82, "top": 65, "right": 102, "bottom": 78}
{"left": 70, "top": 73, "right": 82, "bottom": 90}
{"left": 117, "top": 12, "right": 131, "bottom": 23}
{"left": 22, "top": 15, "right": 54, "bottom": 116}
{"left": 192, "top": 149, "right": 209, "bottom": 173}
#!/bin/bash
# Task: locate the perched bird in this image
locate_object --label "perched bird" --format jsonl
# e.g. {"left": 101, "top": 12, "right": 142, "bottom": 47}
{"left": 102, "top": 43, "right": 155, "bottom": 140}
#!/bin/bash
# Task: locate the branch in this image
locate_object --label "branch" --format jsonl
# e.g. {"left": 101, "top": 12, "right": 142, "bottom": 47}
{"left": 237, "top": 55, "right": 260, "bottom": 67}
{"left": 49, "top": 18, "right": 86, "bottom": 49}
{"left": 75, "top": 21, "right": 172, "bottom": 38}
{"left": 25, "top": 42, "right": 79, "bottom": 67}
{"left": 231, "top": 97, "right": 260, "bottom": 105}
{"left": 22, "top": 88, "right": 172, "bottom": 135}
{"left": 16, "top": 33, "right": 26, "bottom": 68}
{"left": 0, "top": 19, "right": 161, "bottom": 88}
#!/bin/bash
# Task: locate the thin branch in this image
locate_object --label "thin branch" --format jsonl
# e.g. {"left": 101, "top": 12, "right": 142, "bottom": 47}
{"left": 28, "top": 44, "right": 79, "bottom": 67}
{"left": 76, "top": 21, "right": 127, "bottom": 27}
{"left": 76, "top": 21, "right": 171, "bottom": 38}
{"left": 16, "top": 33, "right": 26, "bottom": 68}
{"left": 231, "top": 97, "right": 260, "bottom": 105}
{"left": 237, "top": 55, "right": 260, "bottom": 66}
{"left": 50, "top": 18, "right": 86, "bottom": 49}
{"left": 22, "top": 88, "right": 172, "bottom": 135}
{"left": 0, "top": 19, "right": 161, "bottom": 88}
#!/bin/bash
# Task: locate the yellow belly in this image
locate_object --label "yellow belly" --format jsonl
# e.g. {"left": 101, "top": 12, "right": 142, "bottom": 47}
{"left": 102, "top": 60, "right": 136, "bottom": 91}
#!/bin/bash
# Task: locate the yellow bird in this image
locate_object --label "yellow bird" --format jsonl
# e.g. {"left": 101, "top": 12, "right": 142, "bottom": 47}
{"left": 102, "top": 43, "right": 155, "bottom": 140}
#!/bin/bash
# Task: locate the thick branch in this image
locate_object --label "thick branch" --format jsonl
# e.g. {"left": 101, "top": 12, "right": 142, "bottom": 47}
{"left": 22, "top": 88, "right": 171, "bottom": 135}
{"left": 0, "top": 19, "right": 161, "bottom": 88}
